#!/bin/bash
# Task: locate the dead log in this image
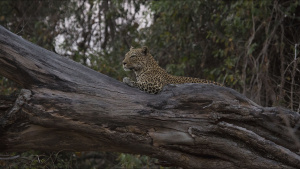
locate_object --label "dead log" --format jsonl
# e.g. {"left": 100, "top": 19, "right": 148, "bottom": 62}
{"left": 0, "top": 25, "right": 299, "bottom": 169}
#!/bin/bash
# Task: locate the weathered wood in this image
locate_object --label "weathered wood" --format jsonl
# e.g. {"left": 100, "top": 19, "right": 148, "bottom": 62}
{"left": 0, "top": 25, "right": 299, "bottom": 169}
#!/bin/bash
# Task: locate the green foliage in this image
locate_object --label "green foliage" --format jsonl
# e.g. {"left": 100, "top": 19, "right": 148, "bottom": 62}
{"left": 0, "top": 77, "right": 20, "bottom": 95}
{"left": 54, "top": 0, "right": 147, "bottom": 80}
{"left": 0, "top": 152, "right": 172, "bottom": 169}
{"left": 0, "top": 0, "right": 68, "bottom": 51}
{"left": 117, "top": 154, "right": 162, "bottom": 169}
{"left": 143, "top": 0, "right": 300, "bottom": 109}
{"left": 0, "top": 151, "right": 75, "bottom": 169}
{"left": 207, "top": 0, "right": 300, "bottom": 108}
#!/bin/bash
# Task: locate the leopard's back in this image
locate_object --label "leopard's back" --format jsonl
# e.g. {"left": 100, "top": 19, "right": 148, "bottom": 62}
{"left": 166, "top": 75, "right": 223, "bottom": 86}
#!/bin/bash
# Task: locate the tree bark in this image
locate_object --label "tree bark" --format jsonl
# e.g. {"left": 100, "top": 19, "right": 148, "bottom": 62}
{"left": 0, "top": 25, "right": 299, "bottom": 169}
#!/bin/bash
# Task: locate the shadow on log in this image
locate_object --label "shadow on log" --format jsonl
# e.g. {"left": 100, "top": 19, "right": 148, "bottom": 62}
{"left": 0, "top": 25, "right": 299, "bottom": 169}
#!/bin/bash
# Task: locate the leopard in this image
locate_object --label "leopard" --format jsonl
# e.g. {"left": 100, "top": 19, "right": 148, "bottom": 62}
{"left": 122, "top": 46, "right": 223, "bottom": 94}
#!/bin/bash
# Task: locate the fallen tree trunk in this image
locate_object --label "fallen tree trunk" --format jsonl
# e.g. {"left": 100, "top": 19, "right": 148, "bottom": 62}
{"left": 0, "top": 25, "right": 299, "bottom": 169}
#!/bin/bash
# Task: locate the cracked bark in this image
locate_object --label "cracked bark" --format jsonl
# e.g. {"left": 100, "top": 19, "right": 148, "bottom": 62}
{"left": 0, "top": 26, "right": 300, "bottom": 169}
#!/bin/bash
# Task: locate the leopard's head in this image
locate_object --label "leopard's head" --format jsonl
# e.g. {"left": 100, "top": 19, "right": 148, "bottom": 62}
{"left": 122, "top": 46, "right": 152, "bottom": 72}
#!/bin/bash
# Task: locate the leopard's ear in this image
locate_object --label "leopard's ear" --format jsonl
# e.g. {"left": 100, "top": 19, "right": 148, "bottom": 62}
{"left": 142, "top": 46, "right": 148, "bottom": 55}
{"left": 130, "top": 46, "right": 134, "bottom": 50}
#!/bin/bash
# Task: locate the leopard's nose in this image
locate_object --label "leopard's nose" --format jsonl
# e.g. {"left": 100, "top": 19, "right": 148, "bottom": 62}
{"left": 122, "top": 61, "right": 127, "bottom": 65}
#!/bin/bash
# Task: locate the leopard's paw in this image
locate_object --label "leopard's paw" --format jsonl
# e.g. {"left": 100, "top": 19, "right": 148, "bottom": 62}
{"left": 123, "top": 77, "right": 134, "bottom": 87}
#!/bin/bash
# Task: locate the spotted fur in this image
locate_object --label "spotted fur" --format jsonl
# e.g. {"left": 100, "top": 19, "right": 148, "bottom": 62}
{"left": 122, "top": 46, "right": 222, "bottom": 94}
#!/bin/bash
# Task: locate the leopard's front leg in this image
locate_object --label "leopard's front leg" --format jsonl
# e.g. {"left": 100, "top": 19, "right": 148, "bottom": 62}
{"left": 123, "top": 77, "right": 137, "bottom": 88}
{"left": 123, "top": 77, "right": 162, "bottom": 94}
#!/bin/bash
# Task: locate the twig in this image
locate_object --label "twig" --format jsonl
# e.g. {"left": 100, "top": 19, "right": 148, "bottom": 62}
{"left": 0, "top": 155, "right": 20, "bottom": 160}
{"left": 290, "top": 44, "right": 298, "bottom": 110}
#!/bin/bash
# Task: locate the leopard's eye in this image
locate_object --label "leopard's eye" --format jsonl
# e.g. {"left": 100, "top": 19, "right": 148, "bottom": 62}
{"left": 130, "top": 54, "right": 136, "bottom": 58}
